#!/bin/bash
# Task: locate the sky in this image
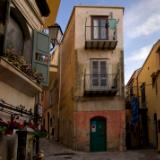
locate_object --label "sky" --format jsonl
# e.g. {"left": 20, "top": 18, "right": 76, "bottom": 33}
{"left": 56, "top": 0, "right": 160, "bottom": 84}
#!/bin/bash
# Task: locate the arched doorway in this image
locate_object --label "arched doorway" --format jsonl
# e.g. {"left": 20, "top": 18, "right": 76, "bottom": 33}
{"left": 90, "top": 117, "right": 106, "bottom": 152}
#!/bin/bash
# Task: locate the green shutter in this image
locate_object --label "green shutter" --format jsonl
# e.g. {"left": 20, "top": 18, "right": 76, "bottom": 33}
{"left": 32, "top": 30, "right": 50, "bottom": 86}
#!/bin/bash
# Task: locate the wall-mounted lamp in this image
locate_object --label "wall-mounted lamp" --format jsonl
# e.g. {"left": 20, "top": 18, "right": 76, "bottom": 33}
{"left": 48, "top": 23, "right": 63, "bottom": 47}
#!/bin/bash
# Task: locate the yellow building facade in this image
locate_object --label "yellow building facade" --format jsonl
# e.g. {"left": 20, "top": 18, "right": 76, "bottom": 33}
{"left": 126, "top": 40, "right": 160, "bottom": 150}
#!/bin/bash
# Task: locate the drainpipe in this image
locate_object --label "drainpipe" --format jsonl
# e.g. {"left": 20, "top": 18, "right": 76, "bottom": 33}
{"left": 57, "top": 46, "right": 62, "bottom": 141}
{"left": 120, "top": 49, "right": 125, "bottom": 97}
{"left": 136, "top": 73, "right": 141, "bottom": 147}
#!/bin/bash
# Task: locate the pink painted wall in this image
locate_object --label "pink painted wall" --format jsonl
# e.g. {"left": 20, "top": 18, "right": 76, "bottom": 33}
{"left": 74, "top": 110, "right": 126, "bottom": 151}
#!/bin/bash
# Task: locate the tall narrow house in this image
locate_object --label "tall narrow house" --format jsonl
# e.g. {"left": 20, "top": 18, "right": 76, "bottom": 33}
{"left": 56, "top": 6, "right": 125, "bottom": 151}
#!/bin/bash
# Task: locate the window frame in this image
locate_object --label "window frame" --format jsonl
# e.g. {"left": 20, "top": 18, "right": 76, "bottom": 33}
{"left": 90, "top": 59, "right": 108, "bottom": 88}
{"left": 6, "top": 6, "right": 32, "bottom": 62}
{"left": 140, "top": 83, "right": 146, "bottom": 105}
{"left": 91, "top": 16, "right": 108, "bottom": 40}
{"left": 6, "top": 16, "right": 24, "bottom": 55}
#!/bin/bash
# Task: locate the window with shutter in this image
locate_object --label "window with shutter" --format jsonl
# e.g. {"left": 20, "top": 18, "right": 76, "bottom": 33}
{"left": 32, "top": 30, "right": 50, "bottom": 86}
{"left": 91, "top": 60, "right": 107, "bottom": 89}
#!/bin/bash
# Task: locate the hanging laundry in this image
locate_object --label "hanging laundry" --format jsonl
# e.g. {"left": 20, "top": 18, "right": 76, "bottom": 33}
{"left": 108, "top": 19, "right": 118, "bottom": 30}
{"left": 130, "top": 96, "right": 139, "bottom": 126}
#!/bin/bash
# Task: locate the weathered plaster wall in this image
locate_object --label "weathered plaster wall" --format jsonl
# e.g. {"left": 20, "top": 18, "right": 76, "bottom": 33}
{"left": 74, "top": 7, "right": 124, "bottom": 97}
{"left": 59, "top": 11, "right": 76, "bottom": 148}
{"left": 0, "top": 81, "right": 35, "bottom": 108}
{"left": 138, "top": 42, "right": 160, "bottom": 148}
{"left": 74, "top": 110, "right": 126, "bottom": 151}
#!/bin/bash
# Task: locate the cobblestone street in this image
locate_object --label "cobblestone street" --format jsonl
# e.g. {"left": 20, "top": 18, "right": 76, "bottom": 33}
{"left": 40, "top": 139, "right": 160, "bottom": 160}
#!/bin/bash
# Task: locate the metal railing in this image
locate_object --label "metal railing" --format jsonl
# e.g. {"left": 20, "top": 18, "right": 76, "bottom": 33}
{"left": 85, "top": 26, "right": 117, "bottom": 41}
{"left": 84, "top": 73, "right": 118, "bottom": 91}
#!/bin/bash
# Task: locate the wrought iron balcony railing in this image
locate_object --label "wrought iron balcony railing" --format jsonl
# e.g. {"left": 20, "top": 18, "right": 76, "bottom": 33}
{"left": 85, "top": 26, "right": 118, "bottom": 49}
{"left": 84, "top": 73, "right": 118, "bottom": 96}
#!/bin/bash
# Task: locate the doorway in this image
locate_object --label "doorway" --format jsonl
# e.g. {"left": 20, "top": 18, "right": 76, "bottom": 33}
{"left": 90, "top": 117, "right": 106, "bottom": 152}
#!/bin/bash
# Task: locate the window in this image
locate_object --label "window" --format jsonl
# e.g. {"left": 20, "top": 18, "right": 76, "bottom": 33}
{"left": 49, "top": 91, "right": 53, "bottom": 106}
{"left": 157, "top": 47, "right": 160, "bottom": 65}
{"left": 92, "top": 16, "right": 108, "bottom": 40}
{"left": 50, "top": 118, "right": 52, "bottom": 127}
{"left": 91, "top": 60, "right": 107, "bottom": 88}
{"left": 140, "top": 83, "right": 146, "bottom": 105}
{"left": 6, "top": 17, "right": 24, "bottom": 54}
{"left": 5, "top": 7, "right": 32, "bottom": 63}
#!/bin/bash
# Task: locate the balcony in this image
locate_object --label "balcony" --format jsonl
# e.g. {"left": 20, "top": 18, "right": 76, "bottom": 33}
{"left": 0, "top": 57, "right": 42, "bottom": 96}
{"left": 85, "top": 26, "right": 118, "bottom": 50}
{"left": 84, "top": 73, "right": 118, "bottom": 96}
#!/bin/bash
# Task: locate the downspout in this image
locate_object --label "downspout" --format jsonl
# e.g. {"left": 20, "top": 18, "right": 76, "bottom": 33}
{"left": 120, "top": 49, "right": 125, "bottom": 97}
{"left": 136, "top": 73, "right": 141, "bottom": 147}
{"left": 74, "top": 50, "right": 78, "bottom": 151}
{"left": 57, "top": 45, "right": 62, "bottom": 141}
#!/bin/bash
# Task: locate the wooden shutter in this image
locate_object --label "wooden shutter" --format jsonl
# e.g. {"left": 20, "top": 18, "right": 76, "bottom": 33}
{"left": 108, "top": 63, "right": 112, "bottom": 88}
{"left": 32, "top": 30, "right": 50, "bottom": 86}
{"left": 100, "top": 61, "right": 107, "bottom": 87}
{"left": 92, "top": 61, "right": 99, "bottom": 87}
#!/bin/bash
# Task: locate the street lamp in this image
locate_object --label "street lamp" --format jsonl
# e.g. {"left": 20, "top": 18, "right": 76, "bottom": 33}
{"left": 48, "top": 23, "right": 63, "bottom": 48}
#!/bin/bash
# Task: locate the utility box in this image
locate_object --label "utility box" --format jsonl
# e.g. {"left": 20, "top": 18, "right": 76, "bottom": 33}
{"left": 16, "top": 127, "right": 34, "bottom": 160}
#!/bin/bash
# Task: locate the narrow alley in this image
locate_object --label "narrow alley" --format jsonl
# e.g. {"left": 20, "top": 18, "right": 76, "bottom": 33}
{"left": 40, "top": 139, "right": 160, "bottom": 160}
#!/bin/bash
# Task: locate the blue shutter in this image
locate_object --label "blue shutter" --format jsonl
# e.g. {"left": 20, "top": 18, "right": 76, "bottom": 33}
{"left": 32, "top": 30, "right": 50, "bottom": 86}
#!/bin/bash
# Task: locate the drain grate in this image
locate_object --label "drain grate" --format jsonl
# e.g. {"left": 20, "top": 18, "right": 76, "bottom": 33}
{"left": 54, "top": 152, "right": 75, "bottom": 156}
{"left": 64, "top": 156, "right": 72, "bottom": 159}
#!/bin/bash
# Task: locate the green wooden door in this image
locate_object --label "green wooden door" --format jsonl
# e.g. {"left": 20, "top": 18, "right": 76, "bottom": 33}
{"left": 90, "top": 117, "right": 106, "bottom": 152}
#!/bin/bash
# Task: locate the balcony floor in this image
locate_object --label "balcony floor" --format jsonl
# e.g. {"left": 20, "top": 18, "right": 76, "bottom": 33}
{"left": 85, "top": 40, "right": 117, "bottom": 50}
{"left": 84, "top": 89, "right": 118, "bottom": 97}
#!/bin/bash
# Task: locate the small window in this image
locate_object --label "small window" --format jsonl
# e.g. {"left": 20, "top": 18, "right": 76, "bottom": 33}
{"left": 50, "top": 118, "right": 52, "bottom": 127}
{"left": 140, "top": 83, "right": 146, "bottom": 105}
{"left": 5, "top": 7, "right": 32, "bottom": 63}
{"left": 6, "top": 17, "right": 24, "bottom": 54}
{"left": 156, "top": 47, "right": 160, "bottom": 66}
{"left": 35, "top": 53, "right": 50, "bottom": 64}
{"left": 151, "top": 73, "right": 158, "bottom": 95}
{"left": 92, "top": 16, "right": 108, "bottom": 40}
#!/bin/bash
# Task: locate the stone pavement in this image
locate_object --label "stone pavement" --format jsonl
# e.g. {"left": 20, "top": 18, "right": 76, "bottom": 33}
{"left": 40, "top": 138, "right": 160, "bottom": 160}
